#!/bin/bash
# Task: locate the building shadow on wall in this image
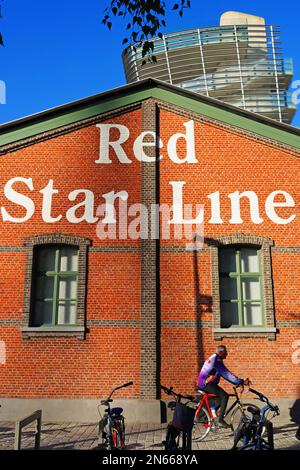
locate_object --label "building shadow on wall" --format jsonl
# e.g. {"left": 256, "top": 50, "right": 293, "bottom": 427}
{"left": 290, "top": 382, "right": 300, "bottom": 421}
{"left": 288, "top": 384, "right": 300, "bottom": 445}
{"left": 290, "top": 398, "right": 300, "bottom": 425}
{"left": 192, "top": 235, "right": 213, "bottom": 381}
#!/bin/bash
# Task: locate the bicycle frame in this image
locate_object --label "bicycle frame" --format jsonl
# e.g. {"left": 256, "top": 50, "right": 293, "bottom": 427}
{"left": 104, "top": 402, "right": 125, "bottom": 449}
{"left": 98, "top": 381, "right": 133, "bottom": 450}
{"left": 195, "top": 392, "right": 217, "bottom": 422}
{"left": 161, "top": 385, "right": 195, "bottom": 450}
{"left": 233, "top": 388, "right": 279, "bottom": 450}
{"left": 224, "top": 388, "right": 244, "bottom": 418}
{"left": 242, "top": 404, "right": 274, "bottom": 450}
{"left": 195, "top": 386, "right": 244, "bottom": 421}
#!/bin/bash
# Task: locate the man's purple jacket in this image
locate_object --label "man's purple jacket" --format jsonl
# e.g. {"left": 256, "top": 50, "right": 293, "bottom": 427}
{"left": 198, "top": 353, "right": 243, "bottom": 389}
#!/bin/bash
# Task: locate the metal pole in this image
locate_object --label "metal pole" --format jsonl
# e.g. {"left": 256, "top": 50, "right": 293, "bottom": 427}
{"left": 131, "top": 45, "right": 140, "bottom": 82}
{"left": 234, "top": 25, "right": 246, "bottom": 109}
{"left": 163, "top": 35, "right": 173, "bottom": 84}
{"left": 197, "top": 29, "right": 209, "bottom": 96}
{"left": 270, "top": 26, "right": 282, "bottom": 122}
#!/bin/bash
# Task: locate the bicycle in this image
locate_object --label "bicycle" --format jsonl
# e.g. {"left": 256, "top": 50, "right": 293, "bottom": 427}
{"left": 98, "top": 381, "right": 133, "bottom": 450}
{"left": 161, "top": 385, "right": 196, "bottom": 451}
{"left": 232, "top": 388, "right": 280, "bottom": 450}
{"left": 192, "top": 384, "right": 261, "bottom": 442}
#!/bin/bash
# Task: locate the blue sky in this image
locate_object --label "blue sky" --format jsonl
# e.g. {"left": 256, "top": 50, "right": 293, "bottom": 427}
{"left": 0, "top": 0, "right": 299, "bottom": 126}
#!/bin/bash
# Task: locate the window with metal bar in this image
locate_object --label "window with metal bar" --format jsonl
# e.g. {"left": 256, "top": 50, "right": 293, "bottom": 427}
{"left": 219, "top": 246, "right": 263, "bottom": 328}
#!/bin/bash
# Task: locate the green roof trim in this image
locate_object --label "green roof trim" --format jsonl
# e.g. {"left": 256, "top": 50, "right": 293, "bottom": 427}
{"left": 0, "top": 79, "right": 299, "bottom": 150}
{"left": 149, "top": 88, "right": 300, "bottom": 149}
{"left": 0, "top": 90, "right": 149, "bottom": 147}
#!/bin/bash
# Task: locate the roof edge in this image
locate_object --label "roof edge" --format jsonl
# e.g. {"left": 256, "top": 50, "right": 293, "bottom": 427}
{"left": 0, "top": 78, "right": 299, "bottom": 149}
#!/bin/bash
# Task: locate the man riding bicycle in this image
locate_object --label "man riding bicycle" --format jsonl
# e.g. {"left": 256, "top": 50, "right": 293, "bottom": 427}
{"left": 198, "top": 345, "right": 251, "bottom": 428}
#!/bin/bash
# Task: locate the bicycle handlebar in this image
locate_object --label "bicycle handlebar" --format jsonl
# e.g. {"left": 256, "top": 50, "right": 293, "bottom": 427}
{"left": 106, "top": 381, "right": 134, "bottom": 400}
{"left": 249, "top": 388, "right": 280, "bottom": 414}
{"left": 249, "top": 388, "right": 268, "bottom": 402}
{"left": 160, "top": 385, "right": 194, "bottom": 401}
{"left": 122, "top": 381, "right": 134, "bottom": 388}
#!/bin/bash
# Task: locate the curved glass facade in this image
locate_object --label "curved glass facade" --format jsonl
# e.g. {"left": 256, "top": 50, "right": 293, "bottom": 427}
{"left": 122, "top": 23, "right": 296, "bottom": 123}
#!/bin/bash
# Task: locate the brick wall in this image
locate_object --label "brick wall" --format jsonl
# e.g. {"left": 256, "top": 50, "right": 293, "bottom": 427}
{"left": 0, "top": 102, "right": 299, "bottom": 401}
{"left": 159, "top": 108, "right": 300, "bottom": 398}
{"left": 0, "top": 109, "right": 142, "bottom": 398}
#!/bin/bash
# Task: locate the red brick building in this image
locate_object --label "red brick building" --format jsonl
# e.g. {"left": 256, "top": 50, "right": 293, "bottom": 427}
{"left": 0, "top": 79, "right": 299, "bottom": 422}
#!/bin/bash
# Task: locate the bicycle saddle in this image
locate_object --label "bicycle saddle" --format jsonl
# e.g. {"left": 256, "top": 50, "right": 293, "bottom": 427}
{"left": 110, "top": 407, "right": 123, "bottom": 416}
{"left": 197, "top": 389, "right": 217, "bottom": 397}
{"left": 247, "top": 406, "right": 260, "bottom": 416}
{"left": 168, "top": 401, "right": 176, "bottom": 410}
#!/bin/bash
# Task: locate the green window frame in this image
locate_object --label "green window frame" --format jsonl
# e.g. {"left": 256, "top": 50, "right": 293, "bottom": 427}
{"left": 31, "top": 245, "right": 79, "bottom": 327}
{"left": 219, "top": 246, "right": 264, "bottom": 328}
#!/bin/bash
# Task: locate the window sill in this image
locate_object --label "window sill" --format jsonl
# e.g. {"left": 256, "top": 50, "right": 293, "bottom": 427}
{"left": 21, "top": 326, "right": 85, "bottom": 340}
{"left": 213, "top": 327, "right": 277, "bottom": 341}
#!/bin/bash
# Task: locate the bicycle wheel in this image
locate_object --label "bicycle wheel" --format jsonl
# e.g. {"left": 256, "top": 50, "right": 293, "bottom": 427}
{"left": 119, "top": 416, "right": 125, "bottom": 446}
{"left": 260, "top": 409, "right": 276, "bottom": 437}
{"left": 164, "top": 425, "right": 180, "bottom": 450}
{"left": 230, "top": 403, "right": 260, "bottom": 431}
{"left": 232, "top": 415, "right": 252, "bottom": 450}
{"left": 98, "top": 416, "right": 108, "bottom": 447}
{"left": 112, "top": 422, "right": 125, "bottom": 450}
{"left": 260, "top": 419, "right": 274, "bottom": 450}
{"left": 192, "top": 407, "right": 211, "bottom": 444}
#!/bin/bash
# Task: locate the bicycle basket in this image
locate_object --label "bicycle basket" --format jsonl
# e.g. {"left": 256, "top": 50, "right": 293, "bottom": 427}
{"left": 172, "top": 403, "right": 196, "bottom": 432}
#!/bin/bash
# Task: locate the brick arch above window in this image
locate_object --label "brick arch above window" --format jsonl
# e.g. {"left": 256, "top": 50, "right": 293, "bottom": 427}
{"left": 22, "top": 233, "right": 91, "bottom": 340}
{"left": 205, "top": 233, "right": 274, "bottom": 248}
{"left": 207, "top": 233, "right": 276, "bottom": 341}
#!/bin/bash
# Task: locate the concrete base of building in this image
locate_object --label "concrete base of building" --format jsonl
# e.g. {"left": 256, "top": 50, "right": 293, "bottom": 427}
{"left": 0, "top": 398, "right": 163, "bottom": 424}
{"left": 0, "top": 398, "right": 298, "bottom": 426}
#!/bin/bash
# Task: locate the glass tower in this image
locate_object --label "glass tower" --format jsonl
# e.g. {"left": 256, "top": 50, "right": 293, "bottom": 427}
{"left": 122, "top": 11, "right": 297, "bottom": 123}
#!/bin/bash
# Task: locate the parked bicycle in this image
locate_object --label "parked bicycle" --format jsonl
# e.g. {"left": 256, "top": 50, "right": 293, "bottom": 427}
{"left": 161, "top": 385, "right": 196, "bottom": 451}
{"left": 98, "top": 381, "right": 133, "bottom": 450}
{"left": 192, "top": 384, "right": 261, "bottom": 442}
{"left": 232, "top": 388, "right": 280, "bottom": 450}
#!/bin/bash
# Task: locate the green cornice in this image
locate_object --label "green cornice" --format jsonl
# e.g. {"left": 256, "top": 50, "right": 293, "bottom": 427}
{"left": 149, "top": 88, "right": 300, "bottom": 149}
{"left": 0, "top": 79, "right": 299, "bottom": 150}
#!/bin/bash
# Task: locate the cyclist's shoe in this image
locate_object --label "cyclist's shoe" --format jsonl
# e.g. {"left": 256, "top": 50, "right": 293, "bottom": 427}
{"left": 218, "top": 419, "right": 231, "bottom": 429}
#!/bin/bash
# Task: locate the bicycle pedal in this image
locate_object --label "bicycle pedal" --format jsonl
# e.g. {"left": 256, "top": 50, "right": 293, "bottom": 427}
{"left": 211, "top": 421, "right": 220, "bottom": 432}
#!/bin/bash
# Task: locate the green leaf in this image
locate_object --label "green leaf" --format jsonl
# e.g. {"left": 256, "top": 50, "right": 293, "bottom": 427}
{"left": 173, "top": 3, "right": 179, "bottom": 9}
{"left": 0, "top": 33, "right": 3, "bottom": 46}
{"left": 107, "top": 21, "right": 112, "bottom": 30}
{"left": 122, "top": 37, "right": 128, "bottom": 44}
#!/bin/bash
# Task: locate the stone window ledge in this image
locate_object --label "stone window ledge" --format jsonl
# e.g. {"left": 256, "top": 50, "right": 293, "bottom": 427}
{"left": 21, "top": 326, "right": 85, "bottom": 340}
{"left": 213, "top": 327, "right": 277, "bottom": 341}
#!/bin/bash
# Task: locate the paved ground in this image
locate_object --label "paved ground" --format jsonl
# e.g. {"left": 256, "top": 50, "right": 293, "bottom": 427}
{"left": 0, "top": 420, "right": 300, "bottom": 450}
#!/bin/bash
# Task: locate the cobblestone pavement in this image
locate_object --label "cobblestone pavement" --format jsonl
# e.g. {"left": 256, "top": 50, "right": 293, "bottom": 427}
{"left": 0, "top": 421, "right": 300, "bottom": 450}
